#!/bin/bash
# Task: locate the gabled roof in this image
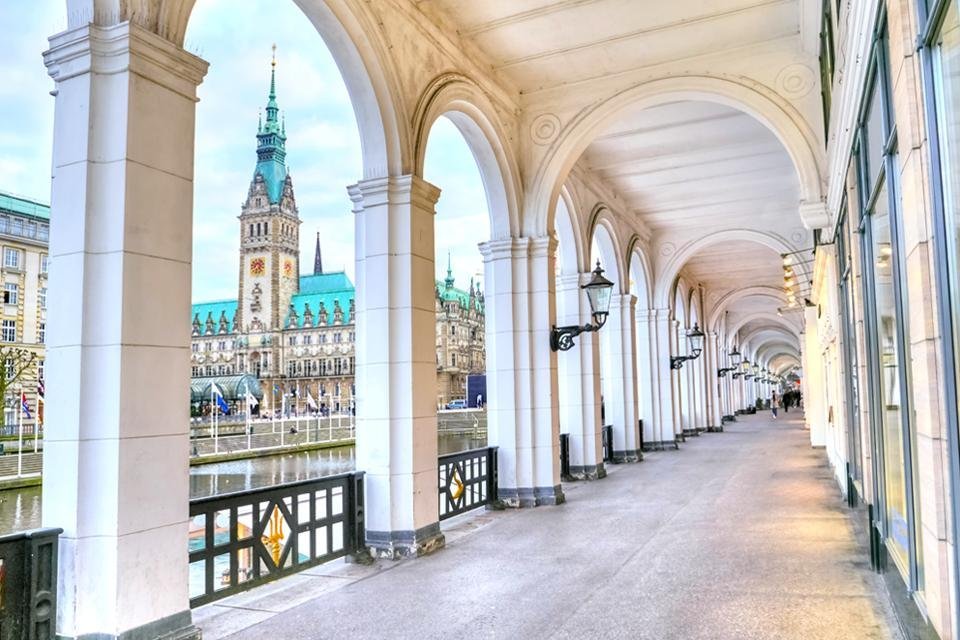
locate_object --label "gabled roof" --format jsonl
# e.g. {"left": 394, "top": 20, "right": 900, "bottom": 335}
{"left": 298, "top": 271, "right": 352, "bottom": 295}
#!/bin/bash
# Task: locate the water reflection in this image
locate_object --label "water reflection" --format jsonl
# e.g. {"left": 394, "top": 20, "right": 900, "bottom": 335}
{"left": 0, "top": 434, "right": 486, "bottom": 534}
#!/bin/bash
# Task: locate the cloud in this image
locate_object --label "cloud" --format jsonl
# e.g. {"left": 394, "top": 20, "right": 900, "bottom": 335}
{"left": 3, "top": 0, "right": 494, "bottom": 300}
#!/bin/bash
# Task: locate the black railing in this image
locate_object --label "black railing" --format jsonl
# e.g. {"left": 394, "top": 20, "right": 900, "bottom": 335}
{"left": 0, "top": 527, "right": 61, "bottom": 640}
{"left": 438, "top": 447, "right": 497, "bottom": 520}
{"left": 188, "top": 472, "right": 364, "bottom": 607}
{"left": 559, "top": 433, "right": 571, "bottom": 480}
{"left": 601, "top": 425, "right": 613, "bottom": 462}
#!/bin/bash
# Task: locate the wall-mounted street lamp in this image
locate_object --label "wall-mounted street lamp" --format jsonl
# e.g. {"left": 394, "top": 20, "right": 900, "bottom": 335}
{"left": 550, "top": 261, "right": 615, "bottom": 352}
{"left": 717, "top": 345, "right": 742, "bottom": 377}
{"left": 670, "top": 323, "right": 705, "bottom": 370}
{"left": 732, "top": 358, "right": 749, "bottom": 379}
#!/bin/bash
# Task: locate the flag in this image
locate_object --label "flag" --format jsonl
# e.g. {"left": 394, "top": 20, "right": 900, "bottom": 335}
{"left": 37, "top": 378, "right": 44, "bottom": 404}
{"left": 306, "top": 390, "right": 318, "bottom": 411}
{"left": 245, "top": 390, "right": 259, "bottom": 408}
{"left": 212, "top": 383, "right": 230, "bottom": 415}
{"left": 20, "top": 392, "right": 31, "bottom": 419}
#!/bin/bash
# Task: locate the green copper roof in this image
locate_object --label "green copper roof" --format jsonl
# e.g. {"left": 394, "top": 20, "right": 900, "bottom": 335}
{"left": 298, "top": 271, "right": 353, "bottom": 295}
{"left": 287, "top": 271, "right": 355, "bottom": 328}
{"left": 191, "top": 299, "right": 238, "bottom": 333}
{"left": 437, "top": 279, "right": 483, "bottom": 312}
{"left": 0, "top": 192, "right": 50, "bottom": 221}
{"left": 255, "top": 52, "right": 288, "bottom": 204}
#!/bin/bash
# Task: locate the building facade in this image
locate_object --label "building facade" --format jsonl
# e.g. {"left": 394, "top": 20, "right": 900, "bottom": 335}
{"left": 0, "top": 192, "right": 48, "bottom": 430}
{"left": 189, "top": 60, "right": 485, "bottom": 414}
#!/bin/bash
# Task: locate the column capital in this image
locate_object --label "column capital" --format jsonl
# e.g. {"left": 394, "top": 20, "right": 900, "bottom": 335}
{"left": 348, "top": 174, "right": 441, "bottom": 212}
{"left": 478, "top": 235, "right": 555, "bottom": 261}
{"left": 610, "top": 293, "right": 637, "bottom": 310}
{"left": 45, "top": 22, "right": 208, "bottom": 98}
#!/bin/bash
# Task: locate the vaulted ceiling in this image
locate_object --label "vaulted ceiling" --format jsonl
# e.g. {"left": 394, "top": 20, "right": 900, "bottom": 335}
{"left": 415, "top": 0, "right": 815, "bottom": 361}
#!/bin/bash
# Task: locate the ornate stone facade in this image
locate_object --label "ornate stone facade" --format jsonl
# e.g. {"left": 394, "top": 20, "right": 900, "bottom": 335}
{"left": 189, "top": 62, "right": 484, "bottom": 414}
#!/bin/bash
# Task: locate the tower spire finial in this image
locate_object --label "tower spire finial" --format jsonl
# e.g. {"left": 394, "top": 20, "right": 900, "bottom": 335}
{"left": 444, "top": 252, "right": 454, "bottom": 288}
{"left": 314, "top": 231, "right": 323, "bottom": 275}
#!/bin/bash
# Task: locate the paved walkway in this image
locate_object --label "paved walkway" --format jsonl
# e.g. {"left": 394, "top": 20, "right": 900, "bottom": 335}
{"left": 196, "top": 413, "right": 904, "bottom": 640}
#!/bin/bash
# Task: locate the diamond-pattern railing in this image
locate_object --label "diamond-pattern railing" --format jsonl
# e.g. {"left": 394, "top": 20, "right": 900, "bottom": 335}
{"left": 438, "top": 447, "right": 497, "bottom": 521}
{"left": 188, "top": 472, "right": 364, "bottom": 607}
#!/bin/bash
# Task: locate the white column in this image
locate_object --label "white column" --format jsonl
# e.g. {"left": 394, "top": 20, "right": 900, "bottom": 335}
{"left": 634, "top": 310, "right": 656, "bottom": 450}
{"left": 43, "top": 23, "right": 207, "bottom": 639}
{"left": 605, "top": 294, "right": 641, "bottom": 461}
{"left": 648, "top": 310, "right": 678, "bottom": 447}
{"left": 351, "top": 175, "right": 444, "bottom": 558}
{"left": 706, "top": 333, "right": 722, "bottom": 430}
{"left": 556, "top": 273, "right": 603, "bottom": 479}
{"left": 481, "top": 237, "right": 563, "bottom": 506}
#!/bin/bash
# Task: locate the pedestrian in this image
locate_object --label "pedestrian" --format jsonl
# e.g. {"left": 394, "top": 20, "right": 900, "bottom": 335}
{"left": 771, "top": 391, "right": 779, "bottom": 420}
{"left": 476, "top": 393, "right": 483, "bottom": 409}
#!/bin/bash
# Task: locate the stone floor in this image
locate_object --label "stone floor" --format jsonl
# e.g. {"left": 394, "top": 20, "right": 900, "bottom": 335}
{"left": 195, "top": 412, "right": 905, "bottom": 640}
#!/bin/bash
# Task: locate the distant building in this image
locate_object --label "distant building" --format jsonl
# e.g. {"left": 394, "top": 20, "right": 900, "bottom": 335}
{"left": 0, "top": 191, "right": 49, "bottom": 429}
{"left": 189, "top": 58, "right": 484, "bottom": 414}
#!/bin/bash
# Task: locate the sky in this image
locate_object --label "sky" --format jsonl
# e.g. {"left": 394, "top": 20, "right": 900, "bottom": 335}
{"left": 0, "top": 0, "right": 490, "bottom": 302}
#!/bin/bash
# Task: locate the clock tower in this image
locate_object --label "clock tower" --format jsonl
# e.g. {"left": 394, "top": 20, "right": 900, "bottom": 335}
{"left": 237, "top": 47, "right": 301, "bottom": 345}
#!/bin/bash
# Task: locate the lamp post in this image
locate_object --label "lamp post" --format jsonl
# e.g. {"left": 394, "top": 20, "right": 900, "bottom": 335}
{"left": 550, "top": 261, "right": 615, "bottom": 351}
{"left": 670, "top": 323, "right": 705, "bottom": 370}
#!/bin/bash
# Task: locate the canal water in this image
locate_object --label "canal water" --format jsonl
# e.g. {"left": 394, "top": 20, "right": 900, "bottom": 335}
{"left": 0, "top": 434, "right": 484, "bottom": 535}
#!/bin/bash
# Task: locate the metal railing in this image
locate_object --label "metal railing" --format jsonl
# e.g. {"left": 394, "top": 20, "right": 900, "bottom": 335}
{"left": 601, "top": 425, "right": 613, "bottom": 463}
{"left": 438, "top": 447, "right": 497, "bottom": 521}
{"left": 0, "top": 527, "right": 61, "bottom": 640}
{"left": 188, "top": 472, "right": 364, "bottom": 607}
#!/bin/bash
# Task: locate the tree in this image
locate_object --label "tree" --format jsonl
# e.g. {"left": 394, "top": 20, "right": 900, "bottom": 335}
{"left": 0, "top": 347, "right": 37, "bottom": 430}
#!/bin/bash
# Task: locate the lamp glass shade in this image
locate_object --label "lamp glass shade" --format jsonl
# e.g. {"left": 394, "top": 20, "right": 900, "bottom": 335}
{"left": 729, "top": 346, "right": 741, "bottom": 364}
{"left": 687, "top": 323, "right": 705, "bottom": 356}
{"left": 583, "top": 261, "right": 614, "bottom": 319}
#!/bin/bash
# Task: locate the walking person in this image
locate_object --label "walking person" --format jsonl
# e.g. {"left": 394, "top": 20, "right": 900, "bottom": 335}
{"left": 771, "top": 391, "right": 779, "bottom": 420}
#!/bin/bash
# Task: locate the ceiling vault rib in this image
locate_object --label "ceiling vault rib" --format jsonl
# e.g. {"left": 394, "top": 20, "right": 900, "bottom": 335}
{"left": 496, "top": 0, "right": 794, "bottom": 69}
{"left": 461, "top": 0, "right": 604, "bottom": 37}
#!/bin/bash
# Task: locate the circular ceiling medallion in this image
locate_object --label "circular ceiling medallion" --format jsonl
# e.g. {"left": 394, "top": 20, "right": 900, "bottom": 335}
{"left": 659, "top": 242, "right": 676, "bottom": 257}
{"left": 531, "top": 113, "right": 561, "bottom": 145}
{"left": 776, "top": 64, "right": 816, "bottom": 98}
{"left": 790, "top": 228, "right": 808, "bottom": 244}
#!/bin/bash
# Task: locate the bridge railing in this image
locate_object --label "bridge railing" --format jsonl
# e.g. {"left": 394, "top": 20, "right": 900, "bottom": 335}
{"left": 438, "top": 447, "right": 497, "bottom": 521}
{"left": 188, "top": 472, "right": 364, "bottom": 607}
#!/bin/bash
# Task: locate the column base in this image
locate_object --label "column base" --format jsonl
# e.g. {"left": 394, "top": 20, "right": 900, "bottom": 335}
{"left": 706, "top": 425, "right": 724, "bottom": 433}
{"left": 498, "top": 485, "right": 566, "bottom": 507}
{"left": 568, "top": 464, "right": 607, "bottom": 480}
{"left": 59, "top": 611, "right": 199, "bottom": 640}
{"left": 612, "top": 450, "right": 643, "bottom": 463}
{"left": 366, "top": 523, "right": 445, "bottom": 560}
{"left": 642, "top": 440, "right": 680, "bottom": 452}
{"left": 682, "top": 428, "right": 700, "bottom": 437}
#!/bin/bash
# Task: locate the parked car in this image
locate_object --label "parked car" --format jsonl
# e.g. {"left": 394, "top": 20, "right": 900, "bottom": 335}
{"left": 445, "top": 399, "right": 467, "bottom": 410}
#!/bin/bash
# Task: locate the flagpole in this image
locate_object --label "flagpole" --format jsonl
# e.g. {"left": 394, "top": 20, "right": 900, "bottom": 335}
{"left": 246, "top": 397, "right": 252, "bottom": 451}
{"left": 17, "top": 385, "right": 23, "bottom": 477}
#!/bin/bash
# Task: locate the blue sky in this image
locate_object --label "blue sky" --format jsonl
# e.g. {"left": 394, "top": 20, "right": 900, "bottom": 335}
{"left": 0, "top": 0, "right": 490, "bottom": 301}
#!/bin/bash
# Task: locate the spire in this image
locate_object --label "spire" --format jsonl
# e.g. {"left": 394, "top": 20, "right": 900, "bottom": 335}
{"left": 444, "top": 252, "right": 454, "bottom": 289}
{"left": 314, "top": 232, "right": 323, "bottom": 275}
{"left": 254, "top": 44, "right": 288, "bottom": 204}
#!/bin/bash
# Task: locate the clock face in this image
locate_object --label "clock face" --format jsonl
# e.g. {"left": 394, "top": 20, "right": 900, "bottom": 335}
{"left": 284, "top": 259, "right": 294, "bottom": 277}
{"left": 250, "top": 257, "right": 266, "bottom": 276}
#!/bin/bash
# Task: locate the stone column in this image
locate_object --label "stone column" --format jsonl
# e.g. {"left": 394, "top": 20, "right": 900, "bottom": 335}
{"left": 481, "top": 237, "right": 563, "bottom": 506}
{"left": 648, "top": 310, "right": 678, "bottom": 448}
{"left": 555, "top": 273, "right": 603, "bottom": 479}
{"left": 706, "top": 332, "right": 722, "bottom": 430}
{"left": 634, "top": 310, "right": 656, "bottom": 448}
{"left": 42, "top": 23, "right": 207, "bottom": 639}
{"left": 350, "top": 175, "right": 444, "bottom": 558}
{"left": 604, "top": 294, "right": 641, "bottom": 461}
